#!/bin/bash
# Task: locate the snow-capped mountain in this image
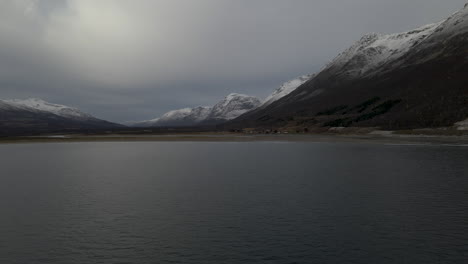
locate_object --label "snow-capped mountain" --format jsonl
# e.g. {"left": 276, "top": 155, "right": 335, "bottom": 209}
{"left": 229, "top": 4, "right": 468, "bottom": 130}
{"left": 132, "top": 75, "right": 316, "bottom": 127}
{"left": 208, "top": 93, "right": 261, "bottom": 121}
{"left": 324, "top": 4, "right": 468, "bottom": 79}
{"left": 324, "top": 23, "right": 442, "bottom": 78}
{"left": 135, "top": 106, "right": 212, "bottom": 127}
{"left": 0, "top": 98, "right": 121, "bottom": 135}
{"left": 261, "top": 75, "right": 314, "bottom": 107}
{"left": 4, "top": 98, "right": 94, "bottom": 121}
{"left": 133, "top": 93, "right": 261, "bottom": 127}
{"left": 164, "top": 106, "right": 212, "bottom": 123}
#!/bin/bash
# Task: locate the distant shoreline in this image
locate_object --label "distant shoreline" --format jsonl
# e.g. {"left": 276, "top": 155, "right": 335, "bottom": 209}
{"left": 1, "top": 133, "right": 468, "bottom": 146}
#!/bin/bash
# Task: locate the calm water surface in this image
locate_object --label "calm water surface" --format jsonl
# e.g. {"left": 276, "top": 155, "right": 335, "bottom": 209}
{"left": 0, "top": 142, "right": 467, "bottom": 263}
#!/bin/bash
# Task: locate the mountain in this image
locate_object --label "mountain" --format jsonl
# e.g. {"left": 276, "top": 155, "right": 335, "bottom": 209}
{"left": 207, "top": 93, "right": 262, "bottom": 122}
{"left": 133, "top": 93, "right": 261, "bottom": 127}
{"left": 0, "top": 98, "right": 121, "bottom": 135}
{"left": 132, "top": 75, "right": 311, "bottom": 128}
{"left": 134, "top": 106, "right": 212, "bottom": 127}
{"left": 261, "top": 74, "right": 314, "bottom": 107}
{"left": 323, "top": 22, "right": 442, "bottom": 79}
{"left": 228, "top": 4, "right": 468, "bottom": 131}
{"left": 4, "top": 98, "right": 96, "bottom": 121}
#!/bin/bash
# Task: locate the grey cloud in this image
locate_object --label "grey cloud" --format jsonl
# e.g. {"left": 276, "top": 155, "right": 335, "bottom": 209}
{"left": 0, "top": 0, "right": 466, "bottom": 122}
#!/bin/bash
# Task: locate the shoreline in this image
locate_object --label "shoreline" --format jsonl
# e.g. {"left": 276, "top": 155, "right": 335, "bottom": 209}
{"left": 1, "top": 133, "right": 468, "bottom": 146}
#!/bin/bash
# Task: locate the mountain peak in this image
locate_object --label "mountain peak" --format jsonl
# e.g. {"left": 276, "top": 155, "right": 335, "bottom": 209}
{"left": 324, "top": 20, "right": 443, "bottom": 78}
{"left": 209, "top": 93, "right": 261, "bottom": 121}
{"left": 132, "top": 93, "right": 261, "bottom": 127}
{"left": 4, "top": 98, "right": 94, "bottom": 120}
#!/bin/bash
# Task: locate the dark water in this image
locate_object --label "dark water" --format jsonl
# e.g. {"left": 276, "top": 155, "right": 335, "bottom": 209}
{"left": 0, "top": 142, "right": 467, "bottom": 264}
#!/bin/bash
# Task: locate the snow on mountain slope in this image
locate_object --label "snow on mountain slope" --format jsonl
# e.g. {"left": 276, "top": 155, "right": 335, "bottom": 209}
{"left": 312, "top": 3, "right": 468, "bottom": 81}
{"left": 431, "top": 4, "right": 468, "bottom": 37}
{"left": 407, "top": 4, "right": 468, "bottom": 63}
{"left": 296, "top": 4, "right": 468, "bottom": 83}
{"left": 160, "top": 106, "right": 212, "bottom": 122}
{"left": 325, "top": 22, "right": 442, "bottom": 77}
{"left": 133, "top": 94, "right": 261, "bottom": 127}
{"left": 133, "top": 5, "right": 468, "bottom": 129}
{"left": 132, "top": 77, "right": 317, "bottom": 127}
{"left": 134, "top": 106, "right": 212, "bottom": 127}
{"left": 0, "top": 100, "right": 21, "bottom": 111}
{"left": 4, "top": 98, "right": 94, "bottom": 121}
{"left": 455, "top": 118, "right": 468, "bottom": 131}
{"left": 0, "top": 98, "right": 121, "bottom": 134}
{"left": 227, "top": 4, "right": 468, "bottom": 130}
{"left": 208, "top": 93, "right": 261, "bottom": 121}
{"left": 147, "top": 106, "right": 212, "bottom": 127}
{"left": 261, "top": 75, "right": 314, "bottom": 107}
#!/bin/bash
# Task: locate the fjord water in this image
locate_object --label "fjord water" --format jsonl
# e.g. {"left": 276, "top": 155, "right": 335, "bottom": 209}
{"left": 0, "top": 142, "right": 467, "bottom": 264}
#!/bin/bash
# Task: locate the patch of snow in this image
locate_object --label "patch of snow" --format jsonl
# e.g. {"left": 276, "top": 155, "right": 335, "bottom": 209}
{"left": 262, "top": 75, "right": 314, "bottom": 107}
{"left": 325, "top": 22, "right": 442, "bottom": 77}
{"left": 4, "top": 98, "right": 94, "bottom": 120}
{"left": 208, "top": 93, "right": 261, "bottom": 120}
{"left": 0, "top": 100, "right": 22, "bottom": 111}
{"left": 455, "top": 118, "right": 468, "bottom": 130}
{"left": 324, "top": 4, "right": 468, "bottom": 78}
{"left": 433, "top": 4, "right": 468, "bottom": 37}
{"left": 161, "top": 106, "right": 211, "bottom": 122}
{"left": 133, "top": 93, "right": 261, "bottom": 127}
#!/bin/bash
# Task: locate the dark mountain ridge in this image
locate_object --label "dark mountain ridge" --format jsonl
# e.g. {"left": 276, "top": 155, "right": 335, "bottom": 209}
{"left": 0, "top": 99, "right": 122, "bottom": 136}
{"left": 228, "top": 5, "right": 468, "bottom": 131}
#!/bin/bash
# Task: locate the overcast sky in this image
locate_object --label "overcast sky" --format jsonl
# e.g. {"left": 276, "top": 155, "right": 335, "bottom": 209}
{"left": 0, "top": 0, "right": 466, "bottom": 122}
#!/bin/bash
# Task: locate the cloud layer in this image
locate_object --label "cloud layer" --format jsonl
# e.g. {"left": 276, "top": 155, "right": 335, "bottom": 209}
{"left": 0, "top": 0, "right": 465, "bottom": 122}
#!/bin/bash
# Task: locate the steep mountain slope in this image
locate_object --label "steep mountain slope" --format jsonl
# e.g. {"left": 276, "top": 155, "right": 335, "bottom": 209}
{"left": 0, "top": 98, "right": 121, "bottom": 135}
{"left": 133, "top": 93, "right": 261, "bottom": 127}
{"left": 229, "top": 5, "right": 468, "bottom": 130}
{"left": 261, "top": 75, "right": 314, "bottom": 107}
{"left": 323, "top": 22, "right": 442, "bottom": 78}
